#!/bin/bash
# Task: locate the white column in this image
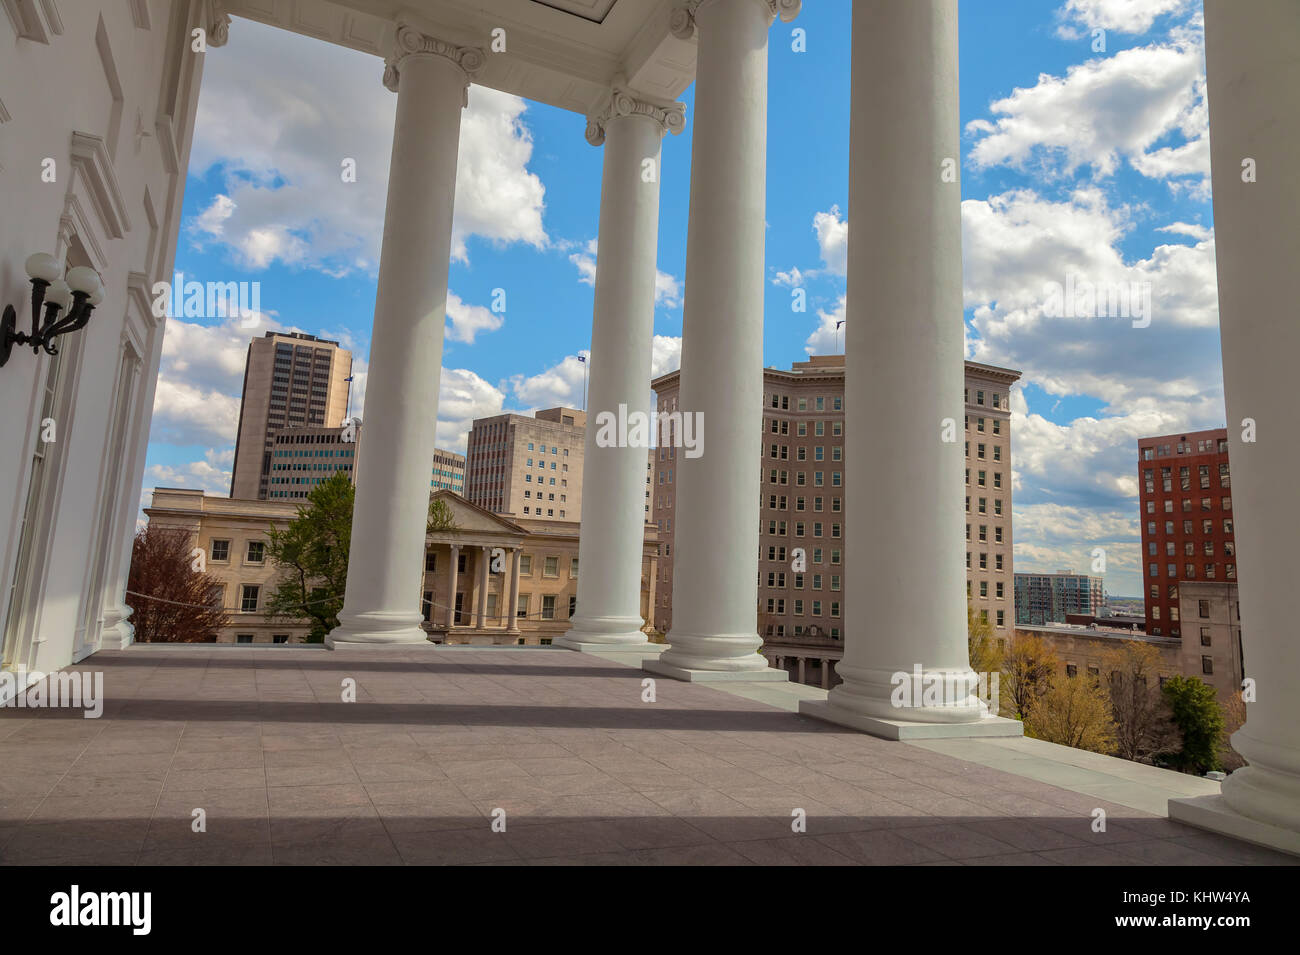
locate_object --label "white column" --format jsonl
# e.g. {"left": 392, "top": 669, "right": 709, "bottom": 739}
{"left": 1169, "top": 0, "right": 1300, "bottom": 851}
{"left": 797, "top": 657, "right": 806, "bottom": 685}
{"left": 445, "top": 544, "right": 460, "bottom": 628}
{"left": 475, "top": 546, "right": 489, "bottom": 629}
{"left": 327, "top": 26, "right": 483, "bottom": 647}
{"left": 821, "top": 659, "right": 830, "bottom": 689}
{"left": 507, "top": 548, "right": 522, "bottom": 634}
{"left": 799, "top": 0, "right": 1016, "bottom": 736}
{"left": 558, "top": 90, "right": 684, "bottom": 651}
{"left": 646, "top": 0, "right": 799, "bottom": 682}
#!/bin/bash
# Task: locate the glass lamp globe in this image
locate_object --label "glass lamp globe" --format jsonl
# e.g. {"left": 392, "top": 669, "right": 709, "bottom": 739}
{"left": 25, "top": 252, "right": 63, "bottom": 284}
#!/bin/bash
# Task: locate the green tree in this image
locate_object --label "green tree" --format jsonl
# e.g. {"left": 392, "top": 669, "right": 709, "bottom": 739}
{"left": 264, "top": 471, "right": 354, "bottom": 642}
{"left": 427, "top": 497, "right": 459, "bottom": 533}
{"left": 1159, "top": 675, "right": 1226, "bottom": 774}
{"left": 1024, "top": 672, "right": 1117, "bottom": 754}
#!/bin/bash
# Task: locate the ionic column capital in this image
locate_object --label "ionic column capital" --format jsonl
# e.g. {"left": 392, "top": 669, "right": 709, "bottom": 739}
{"left": 383, "top": 24, "right": 486, "bottom": 101}
{"left": 585, "top": 88, "right": 686, "bottom": 146}
{"left": 670, "top": 0, "right": 801, "bottom": 39}
{"left": 205, "top": 0, "right": 231, "bottom": 48}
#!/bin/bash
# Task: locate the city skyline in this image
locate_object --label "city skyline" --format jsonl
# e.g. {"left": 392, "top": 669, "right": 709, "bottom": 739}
{"left": 142, "top": 0, "right": 1221, "bottom": 599}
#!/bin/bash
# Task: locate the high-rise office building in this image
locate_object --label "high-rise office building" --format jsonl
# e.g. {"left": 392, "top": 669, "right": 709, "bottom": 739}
{"left": 1014, "top": 570, "right": 1105, "bottom": 625}
{"left": 430, "top": 448, "right": 466, "bottom": 493}
{"left": 1138, "top": 428, "right": 1236, "bottom": 638}
{"left": 230, "top": 331, "right": 353, "bottom": 499}
{"left": 649, "top": 356, "right": 1021, "bottom": 684}
{"left": 464, "top": 408, "right": 587, "bottom": 519}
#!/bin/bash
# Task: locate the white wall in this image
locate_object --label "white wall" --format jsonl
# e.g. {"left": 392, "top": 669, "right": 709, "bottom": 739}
{"left": 0, "top": 0, "right": 211, "bottom": 684}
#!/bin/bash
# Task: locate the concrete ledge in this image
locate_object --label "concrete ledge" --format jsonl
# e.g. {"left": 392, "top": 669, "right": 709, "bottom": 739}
{"left": 798, "top": 698, "right": 1024, "bottom": 740}
{"left": 642, "top": 659, "right": 789, "bottom": 683}
{"left": 1169, "top": 794, "right": 1300, "bottom": 857}
{"left": 325, "top": 638, "right": 439, "bottom": 650}
{"left": 556, "top": 638, "right": 657, "bottom": 652}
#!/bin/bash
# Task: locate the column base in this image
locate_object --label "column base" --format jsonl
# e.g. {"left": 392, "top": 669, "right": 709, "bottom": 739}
{"left": 98, "top": 615, "right": 135, "bottom": 651}
{"left": 327, "top": 608, "right": 433, "bottom": 647}
{"left": 798, "top": 698, "right": 1023, "bottom": 740}
{"left": 555, "top": 630, "right": 651, "bottom": 652}
{"left": 643, "top": 657, "right": 788, "bottom": 683}
{"left": 1168, "top": 793, "right": 1300, "bottom": 857}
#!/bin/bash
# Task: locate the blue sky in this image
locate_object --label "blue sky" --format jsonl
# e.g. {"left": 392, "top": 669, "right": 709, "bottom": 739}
{"left": 143, "top": 0, "right": 1222, "bottom": 598}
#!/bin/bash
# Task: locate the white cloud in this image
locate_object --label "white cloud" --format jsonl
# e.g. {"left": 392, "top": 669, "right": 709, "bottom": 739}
{"left": 188, "top": 20, "right": 547, "bottom": 275}
{"left": 509, "top": 353, "right": 588, "bottom": 411}
{"left": 445, "top": 291, "right": 503, "bottom": 344}
{"left": 145, "top": 449, "right": 234, "bottom": 495}
{"left": 651, "top": 335, "right": 682, "bottom": 379}
{"left": 435, "top": 368, "right": 506, "bottom": 453}
{"left": 1056, "top": 0, "right": 1194, "bottom": 36}
{"left": 804, "top": 297, "right": 845, "bottom": 355}
{"left": 966, "top": 31, "right": 1208, "bottom": 189}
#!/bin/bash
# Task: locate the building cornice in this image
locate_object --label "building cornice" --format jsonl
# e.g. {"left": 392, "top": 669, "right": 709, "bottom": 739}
{"left": 670, "top": 0, "right": 801, "bottom": 40}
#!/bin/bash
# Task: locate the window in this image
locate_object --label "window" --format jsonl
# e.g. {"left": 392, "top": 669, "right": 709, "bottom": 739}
{"left": 425, "top": 551, "right": 437, "bottom": 573}
{"left": 272, "top": 634, "right": 288, "bottom": 644}
{"left": 519, "top": 555, "right": 532, "bottom": 575}
{"left": 570, "top": 558, "right": 579, "bottom": 577}
{"left": 541, "top": 596, "right": 556, "bottom": 619}
{"left": 1201, "top": 656, "right": 1214, "bottom": 675}
{"left": 544, "top": 556, "right": 559, "bottom": 577}
{"left": 516, "top": 594, "right": 529, "bottom": 618}
{"left": 240, "top": 585, "right": 260, "bottom": 613}
{"left": 236, "top": 634, "right": 254, "bottom": 644}
{"left": 211, "top": 539, "right": 231, "bottom": 562}
{"left": 1200, "top": 627, "right": 1212, "bottom": 647}
{"left": 1199, "top": 599, "right": 1210, "bottom": 618}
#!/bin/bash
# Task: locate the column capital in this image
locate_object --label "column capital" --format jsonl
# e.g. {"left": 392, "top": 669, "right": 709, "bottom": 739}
{"left": 670, "top": 0, "right": 801, "bottom": 40}
{"left": 204, "top": 0, "right": 231, "bottom": 48}
{"left": 585, "top": 89, "right": 686, "bottom": 146}
{"left": 383, "top": 24, "right": 486, "bottom": 99}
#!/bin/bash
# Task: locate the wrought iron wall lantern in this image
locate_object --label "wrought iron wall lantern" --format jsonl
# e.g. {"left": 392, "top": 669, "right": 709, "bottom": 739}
{"left": 1, "top": 253, "right": 103, "bottom": 368}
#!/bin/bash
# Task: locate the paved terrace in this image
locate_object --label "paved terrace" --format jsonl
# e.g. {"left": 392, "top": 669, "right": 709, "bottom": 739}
{"left": 0, "top": 646, "right": 1293, "bottom": 866}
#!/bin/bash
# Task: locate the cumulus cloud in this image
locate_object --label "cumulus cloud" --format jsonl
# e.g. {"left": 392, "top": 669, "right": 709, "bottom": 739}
{"left": 435, "top": 368, "right": 506, "bottom": 453}
{"left": 1055, "top": 0, "right": 1194, "bottom": 37}
{"left": 966, "top": 29, "right": 1208, "bottom": 191}
{"left": 445, "top": 292, "right": 503, "bottom": 344}
{"left": 804, "top": 297, "right": 845, "bottom": 355}
{"left": 509, "top": 353, "right": 588, "bottom": 411}
{"left": 772, "top": 206, "right": 848, "bottom": 287}
{"left": 188, "top": 19, "right": 547, "bottom": 275}
{"left": 145, "top": 449, "right": 234, "bottom": 495}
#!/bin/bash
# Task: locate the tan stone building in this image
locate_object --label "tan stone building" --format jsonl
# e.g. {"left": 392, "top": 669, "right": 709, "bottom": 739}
{"left": 1177, "top": 580, "right": 1245, "bottom": 703}
{"left": 230, "top": 331, "right": 353, "bottom": 499}
{"left": 650, "top": 355, "right": 1020, "bottom": 687}
{"left": 1013, "top": 622, "right": 1183, "bottom": 685}
{"left": 141, "top": 488, "right": 658, "bottom": 646}
{"left": 464, "top": 407, "right": 586, "bottom": 519}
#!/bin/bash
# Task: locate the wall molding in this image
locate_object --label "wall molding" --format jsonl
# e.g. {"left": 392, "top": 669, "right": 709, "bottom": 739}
{"left": 2, "top": 0, "right": 61, "bottom": 43}
{"left": 68, "top": 131, "right": 132, "bottom": 240}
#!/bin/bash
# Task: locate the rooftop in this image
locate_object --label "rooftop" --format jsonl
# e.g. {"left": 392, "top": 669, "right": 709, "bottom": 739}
{"left": 0, "top": 645, "right": 1290, "bottom": 866}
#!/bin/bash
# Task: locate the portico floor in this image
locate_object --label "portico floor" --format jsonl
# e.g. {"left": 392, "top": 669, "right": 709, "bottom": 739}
{"left": 0, "top": 646, "right": 1292, "bottom": 866}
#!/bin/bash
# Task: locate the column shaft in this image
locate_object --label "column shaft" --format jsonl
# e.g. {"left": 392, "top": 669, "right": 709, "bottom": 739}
{"left": 560, "top": 101, "right": 671, "bottom": 649}
{"left": 446, "top": 544, "right": 459, "bottom": 628}
{"left": 802, "top": 0, "right": 998, "bottom": 729}
{"left": 1169, "top": 0, "right": 1300, "bottom": 843}
{"left": 507, "top": 548, "right": 522, "bottom": 633}
{"left": 328, "top": 33, "right": 478, "bottom": 646}
{"left": 653, "top": 0, "right": 790, "bottom": 678}
{"left": 475, "top": 547, "right": 489, "bottom": 629}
